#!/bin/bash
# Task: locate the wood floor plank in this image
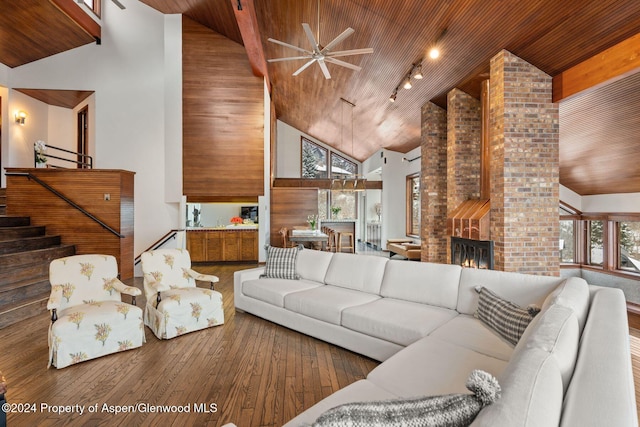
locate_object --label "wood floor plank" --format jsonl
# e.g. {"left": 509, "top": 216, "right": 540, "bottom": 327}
{"left": 0, "top": 263, "right": 378, "bottom": 426}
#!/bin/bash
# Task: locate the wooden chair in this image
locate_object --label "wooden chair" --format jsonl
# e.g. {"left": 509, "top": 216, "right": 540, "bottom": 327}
{"left": 338, "top": 231, "right": 355, "bottom": 253}
{"left": 324, "top": 228, "right": 337, "bottom": 252}
{"left": 279, "top": 227, "right": 297, "bottom": 248}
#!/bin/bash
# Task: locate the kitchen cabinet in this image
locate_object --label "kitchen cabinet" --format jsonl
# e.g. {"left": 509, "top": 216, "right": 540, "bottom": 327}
{"left": 187, "top": 229, "right": 258, "bottom": 262}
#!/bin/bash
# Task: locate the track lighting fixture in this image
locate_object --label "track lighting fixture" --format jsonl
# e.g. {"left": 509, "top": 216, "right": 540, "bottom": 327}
{"left": 403, "top": 75, "right": 412, "bottom": 90}
{"left": 389, "top": 60, "right": 424, "bottom": 102}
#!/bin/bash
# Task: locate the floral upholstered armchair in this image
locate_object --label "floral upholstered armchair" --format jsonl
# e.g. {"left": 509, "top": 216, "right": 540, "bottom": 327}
{"left": 141, "top": 248, "right": 224, "bottom": 340}
{"left": 47, "top": 255, "right": 145, "bottom": 369}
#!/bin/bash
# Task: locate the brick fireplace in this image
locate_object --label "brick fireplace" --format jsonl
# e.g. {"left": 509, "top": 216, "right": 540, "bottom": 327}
{"left": 451, "top": 236, "right": 494, "bottom": 269}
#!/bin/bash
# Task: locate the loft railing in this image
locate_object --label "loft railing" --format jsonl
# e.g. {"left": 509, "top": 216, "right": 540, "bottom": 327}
{"left": 34, "top": 143, "right": 93, "bottom": 169}
{"left": 4, "top": 171, "right": 123, "bottom": 238}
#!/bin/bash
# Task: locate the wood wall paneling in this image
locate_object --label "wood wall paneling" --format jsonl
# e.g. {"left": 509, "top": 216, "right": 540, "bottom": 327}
{"left": 270, "top": 188, "right": 319, "bottom": 247}
{"left": 182, "top": 16, "right": 265, "bottom": 201}
{"left": 5, "top": 168, "right": 135, "bottom": 279}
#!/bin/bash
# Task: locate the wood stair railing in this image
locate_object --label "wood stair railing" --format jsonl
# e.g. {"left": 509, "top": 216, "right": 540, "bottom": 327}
{"left": 0, "top": 211, "right": 75, "bottom": 329}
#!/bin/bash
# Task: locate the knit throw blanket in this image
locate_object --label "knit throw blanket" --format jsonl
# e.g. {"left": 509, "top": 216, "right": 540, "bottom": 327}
{"left": 310, "top": 370, "right": 501, "bottom": 427}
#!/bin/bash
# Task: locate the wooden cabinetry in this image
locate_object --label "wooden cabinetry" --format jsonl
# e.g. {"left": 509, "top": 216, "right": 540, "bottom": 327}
{"left": 187, "top": 229, "right": 257, "bottom": 262}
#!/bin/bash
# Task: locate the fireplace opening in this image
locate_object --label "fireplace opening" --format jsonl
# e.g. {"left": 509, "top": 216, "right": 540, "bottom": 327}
{"left": 451, "top": 236, "right": 494, "bottom": 269}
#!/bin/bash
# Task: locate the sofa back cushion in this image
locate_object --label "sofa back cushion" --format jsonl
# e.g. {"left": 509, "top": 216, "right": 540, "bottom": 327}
{"left": 324, "top": 253, "right": 389, "bottom": 294}
{"left": 471, "top": 347, "right": 563, "bottom": 427}
{"left": 515, "top": 304, "right": 579, "bottom": 394}
{"left": 380, "top": 261, "right": 461, "bottom": 309}
{"left": 296, "top": 249, "right": 334, "bottom": 284}
{"left": 540, "top": 277, "right": 590, "bottom": 333}
{"left": 457, "top": 268, "right": 563, "bottom": 316}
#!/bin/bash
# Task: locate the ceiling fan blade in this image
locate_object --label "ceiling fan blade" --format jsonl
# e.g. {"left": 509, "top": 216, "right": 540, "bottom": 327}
{"left": 268, "top": 56, "right": 311, "bottom": 63}
{"left": 324, "top": 57, "right": 362, "bottom": 72}
{"left": 293, "top": 59, "right": 317, "bottom": 76}
{"left": 301, "top": 23, "right": 320, "bottom": 52}
{"left": 318, "top": 60, "right": 332, "bottom": 79}
{"left": 267, "top": 38, "right": 311, "bottom": 55}
{"left": 326, "top": 48, "right": 374, "bottom": 58}
{"left": 321, "top": 27, "right": 355, "bottom": 53}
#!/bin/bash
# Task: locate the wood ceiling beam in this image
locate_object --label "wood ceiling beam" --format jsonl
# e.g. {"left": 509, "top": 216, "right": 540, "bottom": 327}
{"left": 553, "top": 32, "right": 640, "bottom": 102}
{"left": 232, "top": 0, "right": 271, "bottom": 92}
{"left": 50, "top": 0, "right": 101, "bottom": 43}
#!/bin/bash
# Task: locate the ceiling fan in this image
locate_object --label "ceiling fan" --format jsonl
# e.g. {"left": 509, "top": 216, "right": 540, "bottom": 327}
{"left": 267, "top": 22, "right": 373, "bottom": 79}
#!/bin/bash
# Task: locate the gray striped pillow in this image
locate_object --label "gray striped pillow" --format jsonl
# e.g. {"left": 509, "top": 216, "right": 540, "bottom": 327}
{"left": 261, "top": 246, "right": 300, "bottom": 280}
{"left": 475, "top": 287, "right": 539, "bottom": 345}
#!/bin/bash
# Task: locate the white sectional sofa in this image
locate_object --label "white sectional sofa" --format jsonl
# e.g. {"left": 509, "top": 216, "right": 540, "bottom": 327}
{"left": 233, "top": 249, "right": 638, "bottom": 426}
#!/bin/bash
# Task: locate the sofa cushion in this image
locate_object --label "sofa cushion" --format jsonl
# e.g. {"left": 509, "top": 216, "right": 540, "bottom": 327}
{"left": 379, "top": 260, "right": 461, "bottom": 309}
{"left": 284, "top": 285, "right": 380, "bottom": 325}
{"left": 366, "top": 337, "right": 507, "bottom": 398}
{"left": 471, "top": 347, "right": 563, "bottom": 427}
{"left": 429, "top": 314, "right": 514, "bottom": 361}
{"left": 475, "top": 286, "right": 539, "bottom": 345}
{"left": 282, "top": 380, "right": 398, "bottom": 427}
{"left": 324, "top": 253, "right": 389, "bottom": 294}
{"left": 457, "top": 267, "right": 563, "bottom": 316}
{"left": 540, "top": 277, "right": 590, "bottom": 332}
{"left": 341, "top": 298, "right": 458, "bottom": 346}
{"left": 515, "top": 304, "right": 579, "bottom": 394}
{"left": 242, "top": 278, "right": 323, "bottom": 308}
{"left": 312, "top": 370, "right": 500, "bottom": 427}
{"left": 295, "top": 248, "right": 334, "bottom": 284}
{"left": 261, "top": 246, "right": 300, "bottom": 280}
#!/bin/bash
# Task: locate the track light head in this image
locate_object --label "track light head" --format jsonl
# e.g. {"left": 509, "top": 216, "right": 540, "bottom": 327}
{"left": 403, "top": 76, "right": 412, "bottom": 89}
{"left": 413, "top": 63, "right": 423, "bottom": 79}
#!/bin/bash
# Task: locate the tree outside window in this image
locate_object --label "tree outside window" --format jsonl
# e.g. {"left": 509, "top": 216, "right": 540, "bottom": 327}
{"left": 560, "top": 220, "right": 575, "bottom": 263}
{"left": 301, "top": 138, "right": 328, "bottom": 179}
{"left": 619, "top": 221, "right": 640, "bottom": 272}
{"left": 589, "top": 220, "right": 603, "bottom": 266}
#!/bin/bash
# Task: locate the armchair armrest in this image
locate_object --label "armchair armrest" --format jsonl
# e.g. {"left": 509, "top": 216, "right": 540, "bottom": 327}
{"left": 110, "top": 279, "right": 142, "bottom": 297}
{"left": 47, "top": 285, "right": 63, "bottom": 311}
{"left": 185, "top": 268, "right": 219, "bottom": 289}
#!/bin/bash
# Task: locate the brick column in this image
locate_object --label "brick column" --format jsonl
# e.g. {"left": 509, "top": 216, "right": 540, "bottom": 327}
{"left": 447, "top": 88, "right": 482, "bottom": 215}
{"left": 420, "top": 102, "right": 448, "bottom": 263}
{"left": 490, "top": 50, "right": 560, "bottom": 276}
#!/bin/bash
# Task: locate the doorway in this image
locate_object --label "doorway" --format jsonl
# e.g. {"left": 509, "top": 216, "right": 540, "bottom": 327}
{"left": 77, "top": 106, "right": 89, "bottom": 168}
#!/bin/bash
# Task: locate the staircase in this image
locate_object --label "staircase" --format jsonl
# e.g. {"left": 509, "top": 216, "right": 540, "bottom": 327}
{"left": 0, "top": 189, "right": 76, "bottom": 329}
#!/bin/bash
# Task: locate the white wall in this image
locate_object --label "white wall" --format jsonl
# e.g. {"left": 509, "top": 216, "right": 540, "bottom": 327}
{"left": 6, "top": 90, "right": 49, "bottom": 170}
{"left": 380, "top": 146, "right": 421, "bottom": 249}
{"left": 276, "top": 120, "right": 361, "bottom": 177}
{"left": 6, "top": 1, "right": 182, "bottom": 256}
{"left": 560, "top": 184, "right": 640, "bottom": 214}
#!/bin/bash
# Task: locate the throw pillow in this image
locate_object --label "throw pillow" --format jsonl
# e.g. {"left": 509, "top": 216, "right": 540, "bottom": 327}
{"left": 260, "top": 245, "right": 301, "bottom": 280}
{"left": 475, "top": 286, "right": 540, "bottom": 345}
{"left": 311, "top": 370, "right": 500, "bottom": 427}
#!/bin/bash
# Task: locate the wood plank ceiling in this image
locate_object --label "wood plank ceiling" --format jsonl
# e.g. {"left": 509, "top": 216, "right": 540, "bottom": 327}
{"left": 2, "top": 0, "right": 640, "bottom": 195}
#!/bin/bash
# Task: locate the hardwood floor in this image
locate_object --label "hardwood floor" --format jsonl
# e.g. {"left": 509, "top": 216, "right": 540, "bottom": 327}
{"left": 0, "top": 263, "right": 378, "bottom": 427}
{"left": 3, "top": 262, "right": 640, "bottom": 426}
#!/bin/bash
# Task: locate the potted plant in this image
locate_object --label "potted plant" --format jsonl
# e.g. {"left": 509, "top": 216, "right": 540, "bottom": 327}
{"left": 34, "top": 140, "right": 47, "bottom": 167}
{"left": 330, "top": 206, "right": 341, "bottom": 219}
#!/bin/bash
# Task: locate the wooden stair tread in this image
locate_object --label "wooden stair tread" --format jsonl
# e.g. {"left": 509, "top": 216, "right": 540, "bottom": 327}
{"left": 0, "top": 244, "right": 75, "bottom": 267}
{"left": 0, "top": 216, "right": 30, "bottom": 227}
{"left": 0, "top": 225, "right": 46, "bottom": 241}
{"left": 0, "top": 292, "right": 49, "bottom": 329}
{"left": 0, "top": 235, "right": 62, "bottom": 255}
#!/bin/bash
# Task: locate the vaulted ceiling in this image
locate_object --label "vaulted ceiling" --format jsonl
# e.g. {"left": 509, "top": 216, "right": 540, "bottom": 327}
{"left": 2, "top": 0, "right": 640, "bottom": 196}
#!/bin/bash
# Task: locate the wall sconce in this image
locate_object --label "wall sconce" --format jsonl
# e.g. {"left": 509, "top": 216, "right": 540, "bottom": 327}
{"left": 15, "top": 111, "right": 27, "bottom": 125}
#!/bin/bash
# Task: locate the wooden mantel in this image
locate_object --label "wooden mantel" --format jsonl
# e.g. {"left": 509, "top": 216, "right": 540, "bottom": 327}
{"left": 5, "top": 168, "right": 135, "bottom": 279}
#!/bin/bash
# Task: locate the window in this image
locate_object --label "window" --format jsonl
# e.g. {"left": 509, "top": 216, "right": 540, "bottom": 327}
{"left": 318, "top": 189, "right": 356, "bottom": 220}
{"left": 80, "top": 0, "right": 101, "bottom": 17}
{"left": 406, "top": 174, "right": 420, "bottom": 237}
{"left": 560, "top": 220, "right": 575, "bottom": 263}
{"left": 619, "top": 221, "right": 640, "bottom": 273}
{"left": 301, "top": 138, "right": 328, "bottom": 179}
{"left": 588, "top": 220, "right": 604, "bottom": 266}
{"left": 330, "top": 153, "right": 357, "bottom": 179}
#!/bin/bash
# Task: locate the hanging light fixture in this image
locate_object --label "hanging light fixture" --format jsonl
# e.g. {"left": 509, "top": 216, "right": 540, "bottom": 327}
{"left": 331, "top": 179, "right": 343, "bottom": 190}
{"left": 354, "top": 178, "right": 366, "bottom": 191}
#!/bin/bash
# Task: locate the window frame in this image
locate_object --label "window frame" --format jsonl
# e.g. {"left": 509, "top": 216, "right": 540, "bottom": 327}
{"left": 330, "top": 152, "right": 358, "bottom": 179}
{"left": 80, "top": 0, "right": 101, "bottom": 18}
{"left": 301, "top": 137, "right": 328, "bottom": 179}
{"left": 405, "top": 173, "right": 420, "bottom": 238}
